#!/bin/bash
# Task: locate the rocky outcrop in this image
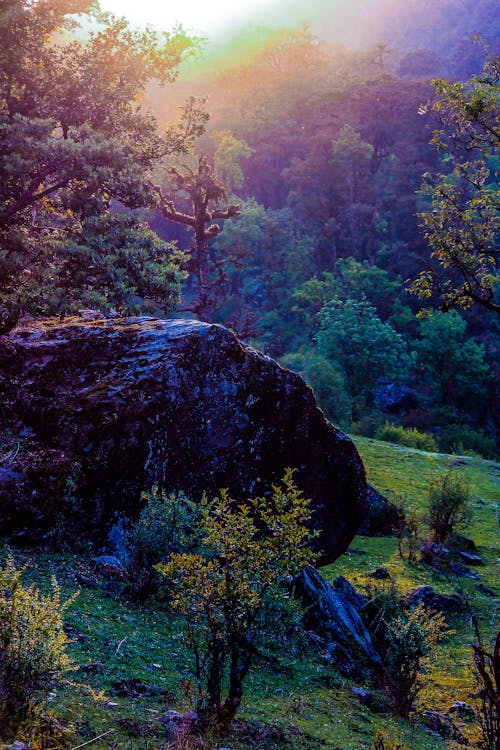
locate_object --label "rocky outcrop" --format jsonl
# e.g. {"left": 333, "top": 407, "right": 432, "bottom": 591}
{"left": 0, "top": 317, "right": 367, "bottom": 562}
{"left": 295, "top": 566, "right": 381, "bottom": 670}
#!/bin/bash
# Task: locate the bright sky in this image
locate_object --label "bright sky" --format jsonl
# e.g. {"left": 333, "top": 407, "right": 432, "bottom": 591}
{"left": 99, "top": 0, "right": 283, "bottom": 36}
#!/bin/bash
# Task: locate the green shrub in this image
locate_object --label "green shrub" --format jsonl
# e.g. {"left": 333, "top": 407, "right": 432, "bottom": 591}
{"left": 126, "top": 486, "right": 200, "bottom": 598}
{"left": 438, "top": 424, "right": 497, "bottom": 459}
{"left": 374, "top": 422, "right": 438, "bottom": 451}
{"left": 0, "top": 553, "right": 76, "bottom": 728}
{"left": 383, "top": 604, "right": 446, "bottom": 716}
{"left": 364, "top": 582, "right": 448, "bottom": 717}
{"left": 426, "top": 470, "right": 472, "bottom": 545}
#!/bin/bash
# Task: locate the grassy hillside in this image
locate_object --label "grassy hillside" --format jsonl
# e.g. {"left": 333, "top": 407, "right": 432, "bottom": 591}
{"left": 2, "top": 438, "right": 498, "bottom": 750}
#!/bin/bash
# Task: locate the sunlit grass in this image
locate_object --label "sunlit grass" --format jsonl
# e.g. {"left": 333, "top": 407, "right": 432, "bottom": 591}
{"left": 5, "top": 438, "right": 498, "bottom": 749}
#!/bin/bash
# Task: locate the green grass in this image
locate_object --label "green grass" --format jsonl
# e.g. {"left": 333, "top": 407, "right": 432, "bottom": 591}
{"left": 2, "top": 437, "right": 498, "bottom": 750}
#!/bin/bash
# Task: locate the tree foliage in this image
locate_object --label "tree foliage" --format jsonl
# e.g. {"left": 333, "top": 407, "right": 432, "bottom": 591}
{"left": 316, "top": 298, "right": 412, "bottom": 418}
{"left": 411, "top": 54, "right": 500, "bottom": 313}
{"left": 0, "top": 0, "right": 194, "bottom": 332}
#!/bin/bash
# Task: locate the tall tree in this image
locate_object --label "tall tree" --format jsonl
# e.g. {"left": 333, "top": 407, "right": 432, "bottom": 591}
{"left": 155, "top": 107, "right": 249, "bottom": 321}
{"left": 0, "top": 0, "right": 193, "bottom": 333}
{"left": 316, "top": 298, "right": 413, "bottom": 420}
{"left": 156, "top": 154, "right": 241, "bottom": 321}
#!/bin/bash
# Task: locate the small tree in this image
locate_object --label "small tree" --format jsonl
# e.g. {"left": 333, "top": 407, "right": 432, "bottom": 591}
{"left": 471, "top": 619, "right": 500, "bottom": 750}
{"left": 0, "top": 553, "right": 76, "bottom": 728}
{"left": 364, "top": 582, "right": 448, "bottom": 717}
{"left": 383, "top": 604, "right": 447, "bottom": 716}
{"left": 157, "top": 470, "right": 316, "bottom": 733}
{"left": 426, "top": 470, "right": 472, "bottom": 545}
{"left": 316, "top": 298, "right": 413, "bottom": 420}
{"left": 394, "top": 503, "right": 421, "bottom": 564}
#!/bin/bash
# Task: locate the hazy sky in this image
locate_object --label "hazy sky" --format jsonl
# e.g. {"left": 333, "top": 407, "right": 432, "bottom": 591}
{"left": 99, "top": 0, "right": 286, "bottom": 36}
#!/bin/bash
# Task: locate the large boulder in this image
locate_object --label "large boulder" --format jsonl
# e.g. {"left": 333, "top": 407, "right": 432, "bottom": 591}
{"left": 0, "top": 317, "right": 367, "bottom": 562}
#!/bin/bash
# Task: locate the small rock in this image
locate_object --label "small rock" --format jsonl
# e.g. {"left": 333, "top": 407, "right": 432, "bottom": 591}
{"left": 369, "top": 566, "right": 390, "bottom": 579}
{"left": 422, "top": 710, "right": 468, "bottom": 744}
{"left": 449, "top": 701, "right": 475, "bottom": 718}
{"left": 351, "top": 686, "right": 372, "bottom": 706}
{"left": 450, "top": 562, "right": 481, "bottom": 580}
{"left": 456, "top": 551, "right": 483, "bottom": 565}
{"left": 111, "top": 678, "right": 164, "bottom": 698}
{"left": 161, "top": 710, "right": 198, "bottom": 744}
{"left": 92, "top": 555, "right": 127, "bottom": 578}
{"left": 476, "top": 583, "right": 497, "bottom": 598}
{"left": 448, "top": 534, "right": 477, "bottom": 553}
{"left": 75, "top": 572, "right": 100, "bottom": 589}
{"left": 408, "top": 585, "right": 466, "bottom": 615}
{"left": 420, "top": 541, "right": 450, "bottom": 566}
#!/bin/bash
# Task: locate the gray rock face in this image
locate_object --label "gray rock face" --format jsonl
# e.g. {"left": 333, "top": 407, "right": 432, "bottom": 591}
{"left": 295, "top": 566, "right": 381, "bottom": 668}
{"left": 0, "top": 317, "right": 367, "bottom": 562}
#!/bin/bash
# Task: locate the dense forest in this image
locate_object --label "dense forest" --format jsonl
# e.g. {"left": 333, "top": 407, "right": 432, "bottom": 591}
{"left": 145, "top": 3, "right": 500, "bottom": 456}
{"left": 0, "top": 1, "right": 499, "bottom": 748}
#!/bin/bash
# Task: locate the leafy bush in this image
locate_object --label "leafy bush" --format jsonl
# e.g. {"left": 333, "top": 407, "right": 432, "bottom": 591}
{"left": 0, "top": 553, "right": 76, "bottom": 727}
{"left": 158, "top": 470, "right": 317, "bottom": 733}
{"left": 374, "top": 423, "right": 438, "bottom": 452}
{"left": 125, "top": 487, "right": 200, "bottom": 598}
{"left": 437, "top": 424, "right": 497, "bottom": 459}
{"left": 364, "top": 582, "right": 448, "bottom": 717}
{"left": 426, "top": 470, "right": 472, "bottom": 545}
{"left": 383, "top": 604, "right": 447, "bottom": 716}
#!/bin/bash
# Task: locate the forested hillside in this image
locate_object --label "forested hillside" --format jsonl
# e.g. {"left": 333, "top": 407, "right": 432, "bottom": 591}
{"left": 146, "top": 15, "right": 499, "bottom": 457}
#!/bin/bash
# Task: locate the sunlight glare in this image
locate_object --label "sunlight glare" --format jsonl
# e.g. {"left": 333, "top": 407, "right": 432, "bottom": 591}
{"left": 99, "top": 0, "right": 281, "bottom": 35}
